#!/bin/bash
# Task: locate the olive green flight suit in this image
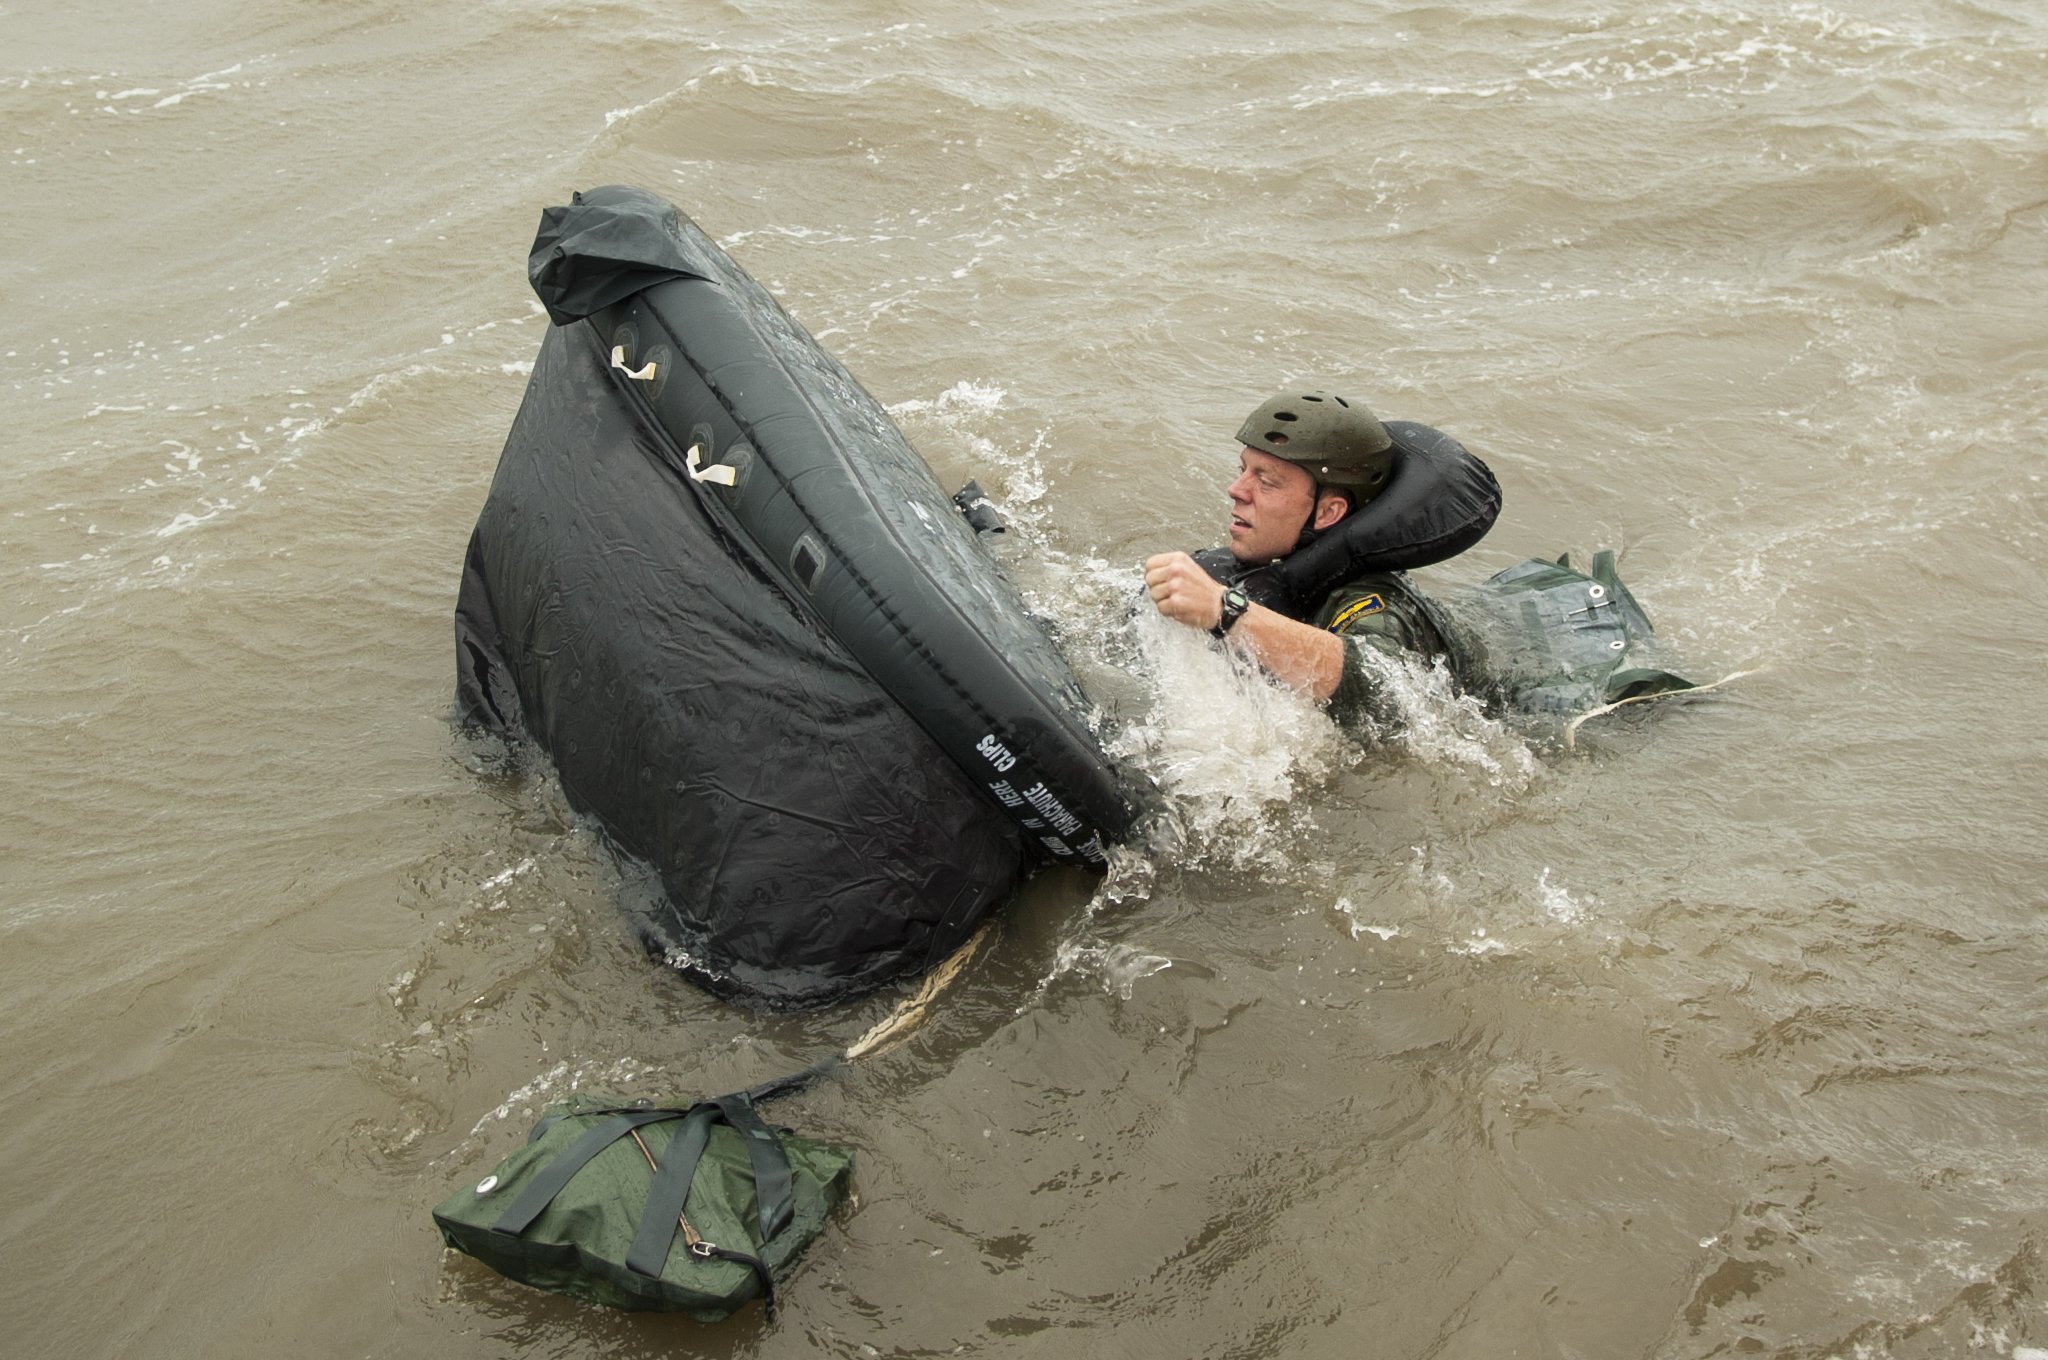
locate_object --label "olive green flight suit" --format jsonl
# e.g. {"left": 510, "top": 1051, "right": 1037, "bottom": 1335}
{"left": 1309, "top": 572, "right": 1454, "bottom": 729}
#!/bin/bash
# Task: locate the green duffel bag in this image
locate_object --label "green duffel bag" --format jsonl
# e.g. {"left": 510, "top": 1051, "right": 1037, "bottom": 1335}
{"left": 433, "top": 1089, "right": 855, "bottom": 1320}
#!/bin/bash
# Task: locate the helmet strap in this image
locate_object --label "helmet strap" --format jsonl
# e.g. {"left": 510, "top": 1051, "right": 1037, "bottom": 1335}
{"left": 1291, "top": 491, "right": 1335, "bottom": 552}
{"left": 1290, "top": 488, "right": 1350, "bottom": 554}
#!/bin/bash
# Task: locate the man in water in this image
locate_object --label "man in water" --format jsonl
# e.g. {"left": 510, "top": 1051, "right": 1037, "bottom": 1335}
{"left": 1141, "top": 390, "right": 1452, "bottom": 718}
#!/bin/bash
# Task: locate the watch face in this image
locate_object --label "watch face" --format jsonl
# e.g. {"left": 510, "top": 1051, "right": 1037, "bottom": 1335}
{"left": 1215, "top": 588, "right": 1250, "bottom": 636}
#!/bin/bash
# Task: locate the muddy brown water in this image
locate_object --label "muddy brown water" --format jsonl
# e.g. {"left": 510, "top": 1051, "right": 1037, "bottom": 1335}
{"left": 5, "top": 2, "right": 2046, "bottom": 1356}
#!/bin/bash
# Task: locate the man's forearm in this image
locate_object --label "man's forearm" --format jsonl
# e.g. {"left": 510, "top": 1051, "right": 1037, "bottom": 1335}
{"left": 1227, "top": 604, "right": 1344, "bottom": 701}
{"left": 1143, "top": 550, "right": 1345, "bottom": 701}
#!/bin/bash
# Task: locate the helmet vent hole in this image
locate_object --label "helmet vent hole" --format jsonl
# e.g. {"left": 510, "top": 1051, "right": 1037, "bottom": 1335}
{"left": 1265, "top": 430, "right": 1289, "bottom": 444}
{"left": 1274, "top": 410, "right": 1298, "bottom": 422}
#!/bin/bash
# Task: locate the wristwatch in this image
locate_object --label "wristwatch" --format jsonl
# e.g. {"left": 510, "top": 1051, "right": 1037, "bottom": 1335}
{"left": 1211, "top": 587, "right": 1250, "bottom": 638}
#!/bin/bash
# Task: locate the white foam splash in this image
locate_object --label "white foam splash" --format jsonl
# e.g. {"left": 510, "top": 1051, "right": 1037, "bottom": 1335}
{"left": 465, "top": 1062, "right": 570, "bottom": 1138}
{"left": 153, "top": 503, "right": 231, "bottom": 538}
{"left": 1449, "top": 927, "right": 1512, "bottom": 958}
{"left": 478, "top": 859, "right": 535, "bottom": 893}
{"left": 1335, "top": 896, "right": 1401, "bottom": 941}
{"left": 1349, "top": 645, "right": 1538, "bottom": 790}
{"left": 1111, "top": 608, "right": 1349, "bottom": 838}
{"left": 1537, "top": 866, "right": 1590, "bottom": 925}
{"left": 887, "top": 380, "right": 1007, "bottom": 417}
{"left": 887, "top": 380, "right": 1053, "bottom": 531}
{"left": 455, "top": 1055, "right": 661, "bottom": 1144}
{"left": 1039, "top": 939, "right": 1172, "bottom": 1002}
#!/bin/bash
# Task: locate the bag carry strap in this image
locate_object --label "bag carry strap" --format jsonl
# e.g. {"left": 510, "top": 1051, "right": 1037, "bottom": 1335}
{"left": 617, "top": 1095, "right": 796, "bottom": 1269}
{"left": 492, "top": 1109, "right": 678, "bottom": 1235}
{"left": 742, "top": 1055, "right": 842, "bottom": 1104}
{"left": 481, "top": 1088, "right": 807, "bottom": 1316}
{"left": 707, "top": 1093, "right": 795, "bottom": 1242}
{"left": 625, "top": 1100, "right": 787, "bottom": 1314}
{"left": 627, "top": 1106, "right": 718, "bottom": 1277}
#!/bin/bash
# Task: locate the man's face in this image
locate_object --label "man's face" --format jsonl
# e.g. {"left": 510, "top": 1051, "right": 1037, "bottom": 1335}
{"left": 1226, "top": 447, "right": 1320, "bottom": 562}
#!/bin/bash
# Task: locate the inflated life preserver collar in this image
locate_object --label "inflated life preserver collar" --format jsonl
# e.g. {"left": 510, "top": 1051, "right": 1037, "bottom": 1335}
{"left": 1193, "top": 420, "right": 1501, "bottom": 620}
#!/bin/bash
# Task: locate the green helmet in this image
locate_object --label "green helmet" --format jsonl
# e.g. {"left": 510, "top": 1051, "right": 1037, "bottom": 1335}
{"left": 1235, "top": 390, "right": 1394, "bottom": 501}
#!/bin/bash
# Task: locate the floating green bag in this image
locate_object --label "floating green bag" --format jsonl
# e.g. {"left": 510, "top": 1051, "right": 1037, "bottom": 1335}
{"left": 433, "top": 1090, "right": 855, "bottom": 1320}
{"left": 1442, "top": 549, "right": 1699, "bottom": 730}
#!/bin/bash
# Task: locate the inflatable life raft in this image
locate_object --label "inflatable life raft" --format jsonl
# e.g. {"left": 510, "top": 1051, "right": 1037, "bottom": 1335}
{"left": 455, "top": 186, "right": 1143, "bottom": 1007}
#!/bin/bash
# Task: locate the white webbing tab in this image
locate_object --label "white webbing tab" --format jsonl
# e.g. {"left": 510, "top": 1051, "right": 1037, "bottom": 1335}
{"left": 609, "top": 345, "right": 657, "bottom": 381}
{"left": 685, "top": 443, "right": 738, "bottom": 487}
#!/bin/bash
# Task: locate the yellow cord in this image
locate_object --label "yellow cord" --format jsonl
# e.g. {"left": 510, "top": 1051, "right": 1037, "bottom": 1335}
{"left": 1563, "top": 666, "right": 1768, "bottom": 750}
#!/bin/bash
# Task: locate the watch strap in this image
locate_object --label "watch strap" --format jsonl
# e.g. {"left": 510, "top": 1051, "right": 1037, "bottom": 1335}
{"left": 1212, "top": 588, "right": 1250, "bottom": 638}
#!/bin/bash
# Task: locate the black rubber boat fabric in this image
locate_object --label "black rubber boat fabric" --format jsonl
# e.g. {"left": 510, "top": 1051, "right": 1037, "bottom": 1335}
{"left": 527, "top": 186, "right": 711, "bottom": 326}
{"left": 455, "top": 314, "right": 1023, "bottom": 1007}
{"left": 561, "top": 187, "right": 1135, "bottom": 868}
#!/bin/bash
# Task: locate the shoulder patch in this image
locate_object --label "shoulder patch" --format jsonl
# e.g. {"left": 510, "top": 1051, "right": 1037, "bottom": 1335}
{"left": 1329, "top": 593, "right": 1387, "bottom": 632}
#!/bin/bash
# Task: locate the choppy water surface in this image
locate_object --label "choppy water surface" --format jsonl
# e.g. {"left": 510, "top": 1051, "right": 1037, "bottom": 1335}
{"left": 4, "top": 1, "right": 2046, "bottom": 1356}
